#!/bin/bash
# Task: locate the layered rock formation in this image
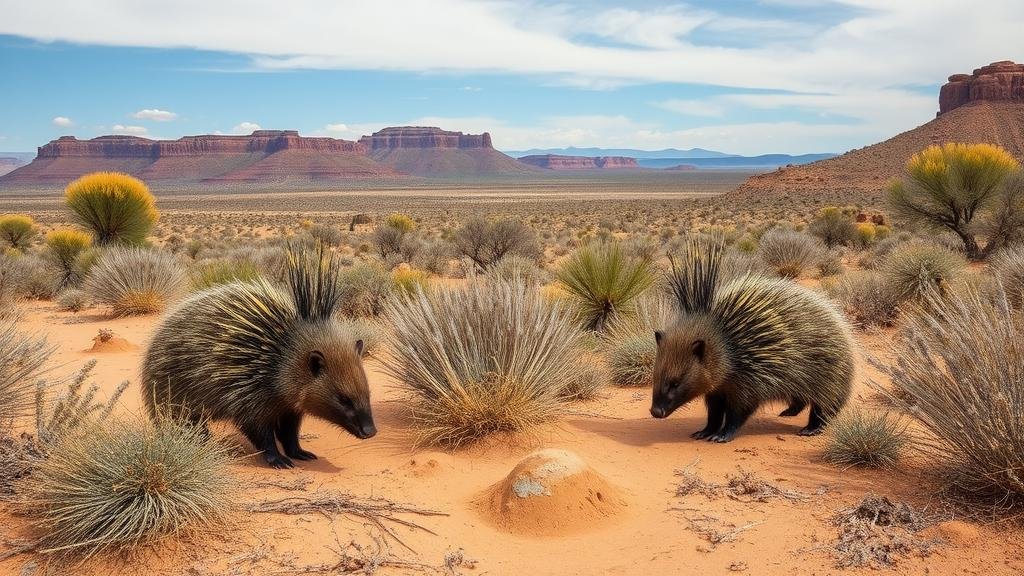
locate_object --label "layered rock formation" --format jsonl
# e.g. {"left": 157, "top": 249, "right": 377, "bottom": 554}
{"left": 0, "top": 157, "right": 23, "bottom": 177}
{"left": 939, "top": 61, "right": 1024, "bottom": 115}
{"left": 733, "top": 61, "right": 1024, "bottom": 204}
{"left": 517, "top": 154, "right": 638, "bottom": 169}
{"left": 361, "top": 126, "right": 536, "bottom": 177}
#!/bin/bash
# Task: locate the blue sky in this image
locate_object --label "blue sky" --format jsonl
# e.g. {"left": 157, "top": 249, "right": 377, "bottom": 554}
{"left": 0, "top": 1, "right": 1021, "bottom": 155}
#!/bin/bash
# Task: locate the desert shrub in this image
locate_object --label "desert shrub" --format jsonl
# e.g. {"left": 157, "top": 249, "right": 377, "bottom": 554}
{"left": 384, "top": 213, "right": 416, "bottom": 233}
{"left": 306, "top": 224, "right": 343, "bottom": 246}
{"left": 190, "top": 259, "right": 261, "bottom": 291}
{"left": 0, "top": 252, "right": 31, "bottom": 306}
{"left": 809, "top": 207, "right": 855, "bottom": 248}
{"left": 337, "top": 262, "right": 393, "bottom": 317}
{"left": 719, "top": 249, "right": 768, "bottom": 283}
{"left": 382, "top": 277, "right": 588, "bottom": 447}
{"left": 413, "top": 241, "right": 452, "bottom": 275}
{"left": 734, "top": 233, "right": 757, "bottom": 253}
{"left": 828, "top": 271, "right": 899, "bottom": 329}
{"left": 0, "top": 320, "right": 52, "bottom": 426}
{"left": 56, "top": 289, "right": 90, "bottom": 312}
{"left": 817, "top": 249, "right": 844, "bottom": 278}
{"left": 881, "top": 243, "right": 965, "bottom": 302}
{"left": 877, "top": 285, "right": 1024, "bottom": 501}
{"left": 65, "top": 172, "right": 159, "bottom": 245}
{"left": 558, "top": 356, "right": 607, "bottom": 401}
{"left": 822, "top": 409, "right": 907, "bottom": 468}
{"left": 451, "top": 216, "right": 541, "bottom": 269}
{"left": 0, "top": 214, "right": 38, "bottom": 250}
{"left": 486, "top": 254, "right": 550, "bottom": 286}
{"left": 603, "top": 296, "right": 673, "bottom": 387}
{"left": 45, "top": 228, "right": 93, "bottom": 288}
{"left": 992, "top": 243, "right": 1024, "bottom": 308}
{"left": 887, "top": 143, "right": 1021, "bottom": 260}
{"left": 22, "top": 415, "right": 232, "bottom": 559}
{"left": 83, "top": 246, "right": 187, "bottom": 316}
{"left": 392, "top": 266, "right": 430, "bottom": 296}
{"left": 557, "top": 241, "right": 657, "bottom": 331}
{"left": 757, "top": 228, "right": 823, "bottom": 278}
{"left": 372, "top": 225, "right": 405, "bottom": 259}
{"left": 21, "top": 254, "right": 61, "bottom": 300}
{"left": 858, "top": 234, "right": 907, "bottom": 269}
{"left": 852, "top": 222, "right": 877, "bottom": 249}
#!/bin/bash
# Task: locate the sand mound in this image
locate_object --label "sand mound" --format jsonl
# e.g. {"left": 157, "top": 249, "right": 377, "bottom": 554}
{"left": 479, "top": 449, "right": 627, "bottom": 536}
{"left": 921, "top": 520, "right": 981, "bottom": 546}
{"left": 86, "top": 334, "right": 136, "bottom": 353}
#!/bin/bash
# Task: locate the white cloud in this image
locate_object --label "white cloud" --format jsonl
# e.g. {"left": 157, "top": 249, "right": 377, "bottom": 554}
{"left": 131, "top": 108, "right": 178, "bottom": 121}
{"left": 654, "top": 99, "right": 725, "bottom": 117}
{"left": 111, "top": 124, "right": 148, "bottom": 135}
{"left": 323, "top": 123, "right": 349, "bottom": 133}
{"left": 232, "top": 121, "right": 261, "bottom": 134}
{"left": 52, "top": 116, "right": 73, "bottom": 128}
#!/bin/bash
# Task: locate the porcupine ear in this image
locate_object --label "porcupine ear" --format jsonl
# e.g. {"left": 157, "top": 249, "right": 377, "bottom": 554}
{"left": 287, "top": 240, "right": 342, "bottom": 321}
{"left": 667, "top": 233, "right": 725, "bottom": 315}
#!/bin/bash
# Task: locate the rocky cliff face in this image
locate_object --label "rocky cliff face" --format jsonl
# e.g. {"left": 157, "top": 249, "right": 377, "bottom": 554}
{"left": 37, "top": 130, "right": 364, "bottom": 158}
{"left": 517, "top": 154, "right": 638, "bottom": 169}
{"left": 939, "top": 61, "right": 1024, "bottom": 115}
{"left": 358, "top": 126, "right": 492, "bottom": 150}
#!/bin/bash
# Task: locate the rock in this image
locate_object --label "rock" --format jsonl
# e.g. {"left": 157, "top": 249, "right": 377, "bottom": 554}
{"left": 479, "top": 448, "right": 627, "bottom": 536}
{"left": 358, "top": 126, "right": 493, "bottom": 150}
{"left": 939, "top": 60, "right": 1024, "bottom": 115}
{"left": 517, "top": 154, "right": 639, "bottom": 169}
{"left": 360, "top": 126, "right": 536, "bottom": 177}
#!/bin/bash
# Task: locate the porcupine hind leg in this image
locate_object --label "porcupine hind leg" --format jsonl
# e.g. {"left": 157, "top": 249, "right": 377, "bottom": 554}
{"left": 277, "top": 412, "right": 318, "bottom": 461}
{"left": 798, "top": 403, "right": 828, "bottom": 436}
{"left": 692, "top": 393, "right": 727, "bottom": 440}
{"left": 779, "top": 398, "right": 807, "bottom": 417}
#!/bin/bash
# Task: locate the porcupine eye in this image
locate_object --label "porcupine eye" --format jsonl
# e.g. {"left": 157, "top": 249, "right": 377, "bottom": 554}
{"left": 308, "top": 351, "right": 326, "bottom": 377}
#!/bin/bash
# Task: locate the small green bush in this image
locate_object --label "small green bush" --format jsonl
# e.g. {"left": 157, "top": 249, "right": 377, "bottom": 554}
{"left": 190, "top": 259, "right": 261, "bottom": 291}
{"left": 64, "top": 172, "right": 158, "bottom": 245}
{"left": 45, "top": 228, "right": 93, "bottom": 288}
{"left": 809, "top": 207, "right": 855, "bottom": 248}
{"left": 0, "top": 214, "right": 38, "bottom": 250}
{"left": 823, "top": 409, "right": 907, "bottom": 468}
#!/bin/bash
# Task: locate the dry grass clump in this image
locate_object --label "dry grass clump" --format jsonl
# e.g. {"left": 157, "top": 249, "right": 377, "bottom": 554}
{"left": 0, "top": 214, "right": 38, "bottom": 250}
{"left": 83, "top": 246, "right": 186, "bottom": 316}
{"left": 0, "top": 251, "right": 31, "bottom": 306}
{"left": 675, "top": 464, "right": 807, "bottom": 503}
{"left": 337, "top": 262, "right": 394, "bottom": 317}
{"left": 0, "top": 320, "right": 52, "bottom": 426}
{"left": 391, "top": 266, "right": 430, "bottom": 296}
{"left": 45, "top": 228, "right": 93, "bottom": 288}
{"left": 832, "top": 494, "right": 935, "bottom": 569}
{"left": 992, "top": 243, "right": 1024, "bottom": 307}
{"left": 55, "top": 289, "right": 90, "bottom": 312}
{"left": 822, "top": 409, "right": 908, "bottom": 468}
{"left": 757, "top": 228, "right": 823, "bottom": 278}
{"left": 190, "top": 258, "right": 261, "bottom": 291}
{"left": 382, "top": 277, "right": 588, "bottom": 447}
{"left": 828, "top": 270, "right": 900, "bottom": 329}
{"left": 65, "top": 172, "right": 159, "bottom": 245}
{"left": 556, "top": 240, "right": 657, "bottom": 331}
{"left": 486, "top": 254, "right": 550, "bottom": 285}
{"left": 21, "top": 415, "right": 233, "bottom": 560}
{"left": 877, "top": 285, "right": 1024, "bottom": 504}
{"left": 881, "top": 242, "right": 965, "bottom": 302}
{"left": 603, "top": 295, "right": 673, "bottom": 387}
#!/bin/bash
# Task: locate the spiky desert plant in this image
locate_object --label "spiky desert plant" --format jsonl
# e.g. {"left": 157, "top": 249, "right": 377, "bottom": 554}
{"left": 881, "top": 242, "right": 965, "bottom": 302}
{"left": 35, "top": 360, "right": 129, "bottom": 446}
{"left": 83, "top": 246, "right": 186, "bottom": 316}
{"left": 21, "top": 415, "right": 233, "bottom": 560}
{"left": 604, "top": 295, "right": 674, "bottom": 387}
{"left": 888, "top": 143, "right": 1020, "bottom": 260}
{"left": 556, "top": 240, "right": 657, "bottom": 331}
{"left": 877, "top": 285, "right": 1024, "bottom": 501}
{"left": 0, "top": 320, "right": 53, "bottom": 427}
{"left": 64, "top": 172, "right": 159, "bottom": 245}
{"left": 382, "top": 277, "right": 588, "bottom": 447}
{"left": 809, "top": 206, "right": 855, "bottom": 248}
{"left": 190, "top": 259, "right": 261, "bottom": 291}
{"left": 45, "top": 228, "right": 93, "bottom": 288}
{"left": 828, "top": 271, "right": 900, "bottom": 329}
{"left": 757, "top": 228, "right": 823, "bottom": 278}
{"left": 822, "top": 409, "right": 908, "bottom": 468}
{"left": 0, "top": 214, "right": 38, "bottom": 250}
{"left": 992, "top": 243, "right": 1024, "bottom": 308}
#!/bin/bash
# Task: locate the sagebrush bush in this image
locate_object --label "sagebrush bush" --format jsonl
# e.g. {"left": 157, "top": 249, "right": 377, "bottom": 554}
{"left": 384, "top": 213, "right": 416, "bottom": 233}
{"left": 486, "top": 254, "right": 550, "bottom": 286}
{"left": 65, "top": 172, "right": 159, "bottom": 245}
{"left": 757, "top": 228, "right": 823, "bottom": 278}
{"left": 84, "top": 246, "right": 186, "bottom": 316}
{"left": 878, "top": 285, "right": 1024, "bottom": 502}
{"left": 881, "top": 242, "right": 965, "bottom": 302}
{"left": 0, "top": 214, "right": 38, "bottom": 250}
{"left": 337, "top": 262, "right": 393, "bottom": 317}
{"left": 0, "top": 252, "right": 31, "bottom": 306}
{"left": 45, "top": 228, "right": 93, "bottom": 288}
{"left": 452, "top": 216, "right": 540, "bottom": 269}
{"left": 413, "top": 241, "right": 452, "bottom": 275}
{"left": 0, "top": 320, "right": 52, "bottom": 426}
{"left": 382, "top": 277, "right": 588, "bottom": 447}
{"left": 828, "top": 271, "right": 899, "bottom": 329}
{"left": 817, "top": 249, "right": 844, "bottom": 278}
{"left": 190, "top": 259, "right": 260, "bottom": 291}
{"left": 557, "top": 241, "right": 657, "bottom": 331}
{"left": 852, "top": 222, "right": 877, "bottom": 249}
{"left": 305, "top": 224, "right": 343, "bottom": 246}
{"left": 22, "top": 415, "right": 233, "bottom": 559}
{"left": 822, "top": 409, "right": 907, "bottom": 468}
{"left": 21, "top": 254, "right": 61, "bottom": 300}
{"left": 809, "top": 207, "right": 855, "bottom": 248}
{"left": 56, "top": 288, "right": 90, "bottom": 312}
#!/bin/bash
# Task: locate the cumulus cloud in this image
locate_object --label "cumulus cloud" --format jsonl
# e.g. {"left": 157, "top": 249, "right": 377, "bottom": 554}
{"left": 131, "top": 108, "right": 178, "bottom": 121}
{"left": 52, "top": 116, "right": 73, "bottom": 128}
{"left": 111, "top": 124, "right": 148, "bottom": 135}
{"left": 232, "top": 121, "right": 261, "bottom": 134}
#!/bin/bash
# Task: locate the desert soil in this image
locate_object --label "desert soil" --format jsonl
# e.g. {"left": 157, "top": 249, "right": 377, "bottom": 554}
{"left": 1, "top": 300, "right": 1022, "bottom": 576}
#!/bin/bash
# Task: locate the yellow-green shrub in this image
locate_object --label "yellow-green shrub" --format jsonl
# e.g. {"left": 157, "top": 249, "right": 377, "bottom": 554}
{"left": 384, "top": 213, "right": 416, "bottom": 233}
{"left": 65, "top": 172, "right": 159, "bottom": 245}
{"left": 0, "top": 214, "right": 38, "bottom": 250}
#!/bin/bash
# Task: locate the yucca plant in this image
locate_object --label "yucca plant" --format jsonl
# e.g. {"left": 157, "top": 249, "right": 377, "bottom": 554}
{"left": 21, "top": 415, "right": 233, "bottom": 560}
{"left": 822, "top": 409, "right": 908, "bottom": 468}
{"left": 0, "top": 214, "right": 38, "bottom": 250}
{"left": 83, "top": 246, "right": 186, "bottom": 316}
{"left": 877, "top": 285, "right": 1024, "bottom": 502}
{"left": 556, "top": 240, "right": 657, "bottom": 331}
{"left": 65, "top": 172, "right": 159, "bottom": 245}
{"left": 382, "top": 277, "right": 589, "bottom": 447}
{"left": 45, "top": 228, "right": 93, "bottom": 288}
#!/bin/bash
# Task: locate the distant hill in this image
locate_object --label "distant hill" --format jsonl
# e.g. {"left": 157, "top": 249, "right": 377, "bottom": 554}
{"left": 506, "top": 146, "right": 735, "bottom": 159}
{"left": 360, "top": 127, "right": 537, "bottom": 177}
{"left": 638, "top": 153, "right": 835, "bottom": 169}
{"left": 733, "top": 61, "right": 1024, "bottom": 202}
{"left": 518, "top": 154, "right": 638, "bottom": 169}
{"left": 0, "top": 156, "right": 27, "bottom": 177}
